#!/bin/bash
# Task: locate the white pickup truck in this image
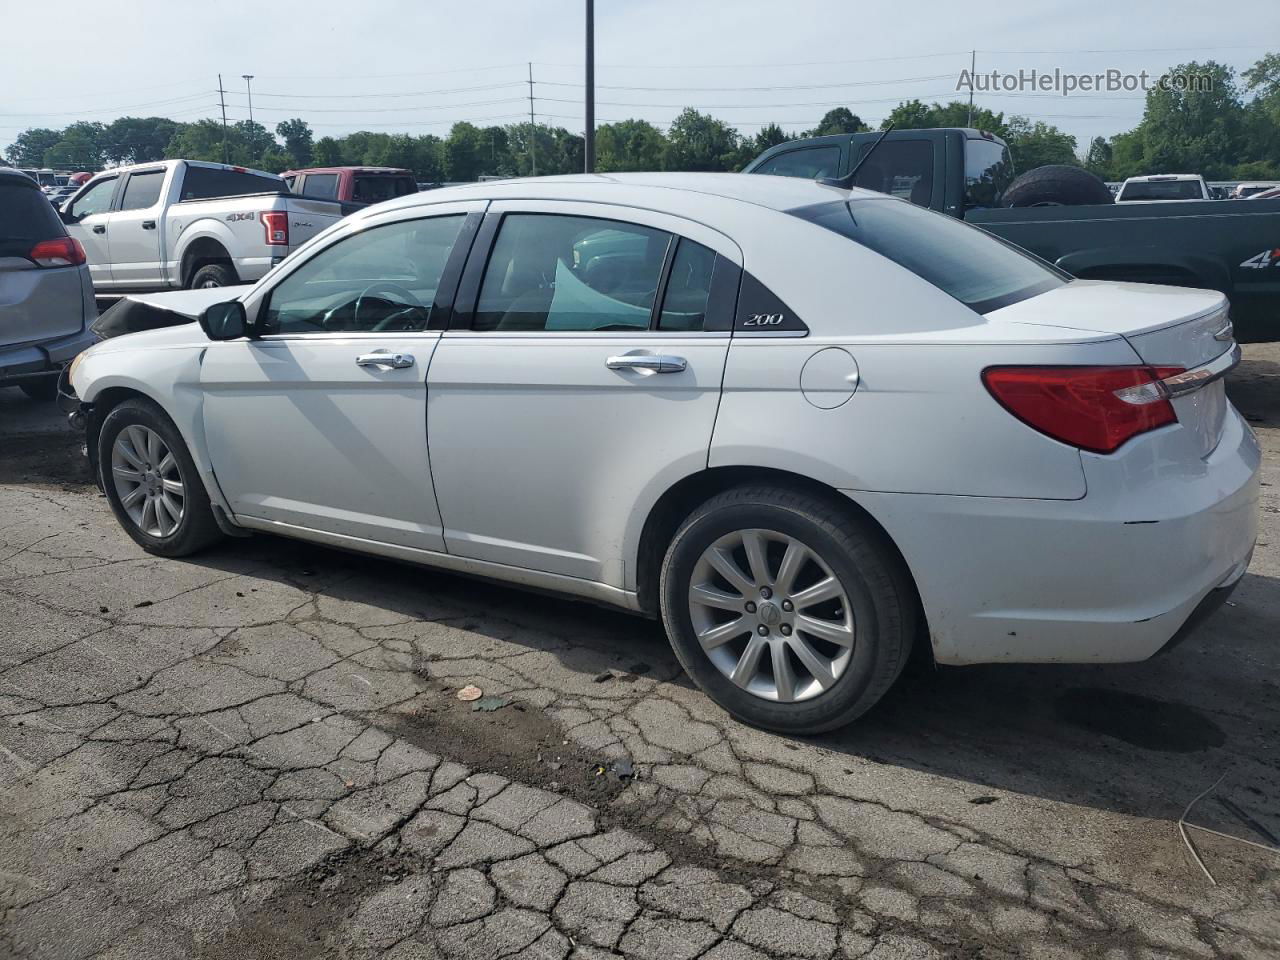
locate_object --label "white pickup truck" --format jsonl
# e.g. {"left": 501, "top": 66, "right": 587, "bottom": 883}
{"left": 59, "top": 159, "right": 348, "bottom": 292}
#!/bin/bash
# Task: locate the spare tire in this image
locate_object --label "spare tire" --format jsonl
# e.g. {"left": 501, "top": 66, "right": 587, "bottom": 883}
{"left": 1002, "top": 165, "right": 1113, "bottom": 207}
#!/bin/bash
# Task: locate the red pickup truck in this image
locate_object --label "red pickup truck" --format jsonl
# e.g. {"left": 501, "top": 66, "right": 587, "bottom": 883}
{"left": 282, "top": 166, "right": 417, "bottom": 208}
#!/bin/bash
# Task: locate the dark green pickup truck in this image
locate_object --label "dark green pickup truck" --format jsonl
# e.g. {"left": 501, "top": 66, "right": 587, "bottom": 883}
{"left": 744, "top": 128, "right": 1280, "bottom": 339}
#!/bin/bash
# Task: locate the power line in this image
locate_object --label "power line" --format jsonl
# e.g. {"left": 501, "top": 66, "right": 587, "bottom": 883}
{"left": 537, "top": 74, "right": 955, "bottom": 92}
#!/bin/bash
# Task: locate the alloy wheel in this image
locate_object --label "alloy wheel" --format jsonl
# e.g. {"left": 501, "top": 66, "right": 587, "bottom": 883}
{"left": 687, "top": 528, "right": 855, "bottom": 702}
{"left": 110, "top": 425, "right": 186, "bottom": 538}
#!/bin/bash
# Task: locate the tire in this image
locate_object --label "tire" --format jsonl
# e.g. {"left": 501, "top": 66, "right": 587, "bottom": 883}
{"left": 188, "top": 262, "right": 236, "bottom": 289}
{"left": 1002, "top": 165, "right": 1113, "bottom": 207}
{"left": 98, "top": 398, "right": 224, "bottom": 557}
{"left": 659, "top": 486, "right": 916, "bottom": 734}
{"left": 19, "top": 377, "right": 58, "bottom": 402}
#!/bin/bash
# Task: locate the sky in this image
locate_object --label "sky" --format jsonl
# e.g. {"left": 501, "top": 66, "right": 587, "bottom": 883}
{"left": 3, "top": 0, "right": 1275, "bottom": 157}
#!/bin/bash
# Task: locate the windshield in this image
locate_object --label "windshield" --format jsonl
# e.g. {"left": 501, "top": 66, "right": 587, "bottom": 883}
{"left": 792, "top": 197, "right": 1067, "bottom": 314}
{"left": 1118, "top": 180, "right": 1202, "bottom": 201}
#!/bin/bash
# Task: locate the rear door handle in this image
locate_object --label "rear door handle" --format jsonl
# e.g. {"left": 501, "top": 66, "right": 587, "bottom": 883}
{"left": 606, "top": 354, "right": 687, "bottom": 374}
{"left": 141, "top": 220, "right": 156, "bottom": 230}
{"left": 356, "top": 351, "right": 414, "bottom": 369}
{"left": 92, "top": 225, "right": 106, "bottom": 235}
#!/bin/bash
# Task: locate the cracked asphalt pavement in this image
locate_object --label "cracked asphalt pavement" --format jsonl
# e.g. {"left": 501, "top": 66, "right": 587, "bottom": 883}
{"left": 1, "top": 345, "right": 1278, "bottom": 960}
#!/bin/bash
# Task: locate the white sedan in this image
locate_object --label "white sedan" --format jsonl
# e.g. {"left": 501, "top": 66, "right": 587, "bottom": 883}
{"left": 69, "top": 173, "right": 1259, "bottom": 733}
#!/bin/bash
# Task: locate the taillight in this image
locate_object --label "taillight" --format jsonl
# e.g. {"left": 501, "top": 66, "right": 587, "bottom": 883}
{"left": 29, "top": 236, "right": 86, "bottom": 267}
{"left": 260, "top": 211, "right": 289, "bottom": 246}
{"left": 982, "top": 365, "right": 1185, "bottom": 454}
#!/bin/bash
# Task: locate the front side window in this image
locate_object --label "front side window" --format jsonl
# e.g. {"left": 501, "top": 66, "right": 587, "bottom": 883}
{"left": 964, "top": 139, "right": 1013, "bottom": 209}
{"left": 474, "top": 215, "right": 672, "bottom": 332}
{"left": 852, "top": 140, "right": 935, "bottom": 207}
{"left": 261, "top": 215, "right": 464, "bottom": 335}
{"left": 753, "top": 146, "right": 840, "bottom": 180}
{"left": 68, "top": 177, "right": 117, "bottom": 220}
{"left": 119, "top": 170, "right": 165, "bottom": 211}
{"left": 793, "top": 198, "right": 1066, "bottom": 314}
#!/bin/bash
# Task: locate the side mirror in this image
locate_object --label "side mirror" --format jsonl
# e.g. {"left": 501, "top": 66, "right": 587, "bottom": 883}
{"left": 198, "top": 301, "right": 248, "bottom": 340}
{"left": 59, "top": 208, "right": 76, "bottom": 225}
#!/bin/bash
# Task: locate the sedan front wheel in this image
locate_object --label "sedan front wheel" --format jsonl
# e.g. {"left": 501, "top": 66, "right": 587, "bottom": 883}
{"left": 660, "top": 486, "right": 916, "bottom": 734}
{"left": 98, "top": 399, "right": 224, "bottom": 557}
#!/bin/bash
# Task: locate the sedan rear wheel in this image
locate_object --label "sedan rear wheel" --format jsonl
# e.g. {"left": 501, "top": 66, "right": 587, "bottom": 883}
{"left": 661, "top": 486, "right": 916, "bottom": 734}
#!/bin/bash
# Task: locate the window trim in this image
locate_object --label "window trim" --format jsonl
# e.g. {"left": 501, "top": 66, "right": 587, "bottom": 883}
{"left": 448, "top": 209, "right": 732, "bottom": 337}
{"left": 252, "top": 211, "right": 476, "bottom": 340}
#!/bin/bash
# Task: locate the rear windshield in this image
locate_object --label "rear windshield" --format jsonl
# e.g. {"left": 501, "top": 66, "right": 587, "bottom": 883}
{"left": 0, "top": 179, "right": 65, "bottom": 257}
{"left": 352, "top": 175, "right": 417, "bottom": 204}
{"left": 1118, "top": 180, "right": 1202, "bottom": 201}
{"left": 792, "top": 198, "right": 1066, "bottom": 314}
{"left": 180, "top": 166, "right": 282, "bottom": 201}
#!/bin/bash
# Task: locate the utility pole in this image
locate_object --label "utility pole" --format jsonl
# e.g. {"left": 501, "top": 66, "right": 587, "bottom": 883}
{"left": 584, "top": 0, "right": 595, "bottom": 173}
{"left": 527, "top": 62, "right": 537, "bottom": 176}
{"left": 217, "top": 74, "right": 229, "bottom": 164}
{"left": 966, "top": 50, "right": 975, "bottom": 127}
{"left": 242, "top": 75, "right": 255, "bottom": 124}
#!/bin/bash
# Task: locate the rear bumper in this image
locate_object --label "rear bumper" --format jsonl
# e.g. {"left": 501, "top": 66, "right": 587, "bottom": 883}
{"left": 850, "top": 406, "right": 1261, "bottom": 665}
{"left": 0, "top": 326, "right": 98, "bottom": 386}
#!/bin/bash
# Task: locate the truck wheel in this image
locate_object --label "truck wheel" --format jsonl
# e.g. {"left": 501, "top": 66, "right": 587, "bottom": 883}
{"left": 659, "top": 486, "right": 916, "bottom": 734}
{"left": 1002, "top": 165, "right": 1113, "bottom": 207}
{"left": 98, "top": 398, "right": 224, "bottom": 557}
{"left": 19, "top": 377, "right": 58, "bottom": 402}
{"left": 189, "top": 263, "right": 236, "bottom": 289}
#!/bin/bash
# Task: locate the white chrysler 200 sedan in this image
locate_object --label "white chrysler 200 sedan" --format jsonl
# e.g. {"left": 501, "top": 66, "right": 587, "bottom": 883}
{"left": 68, "top": 173, "right": 1259, "bottom": 733}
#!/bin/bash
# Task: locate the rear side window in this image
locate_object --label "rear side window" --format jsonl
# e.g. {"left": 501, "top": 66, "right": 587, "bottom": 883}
{"left": 180, "top": 166, "right": 281, "bottom": 201}
{"left": 793, "top": 198, "right": 1066, "bottom": 314}
{"left": 964, "top": 139, "right": 1013, "bottom": 209}
{"left": 657, "top": 239, "right": 716, "bottom": 331}
{"left": 852, "top": 139, "right": 934, "bottom": 207}
{"left": 0, "top": 179, "right": 65, "bottom": 256}
{"left": 302, "top": 173, "right": 339, "bottom": 200}
{"left": 753, "top": 146, "right": 840, "bottom": 180}
{"left": 474, "top": 214, "right": 672, "bottom": 332}
{"left": 119, "top": 170, "right": 165, "bottom": 211}
{"left": 353, "top": 175, "right": 416, "bottom": 204}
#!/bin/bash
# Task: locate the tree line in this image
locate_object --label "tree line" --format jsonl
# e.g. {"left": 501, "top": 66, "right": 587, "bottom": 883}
{"left": 6, "top": 54, "right": 1278, "bottom": 183}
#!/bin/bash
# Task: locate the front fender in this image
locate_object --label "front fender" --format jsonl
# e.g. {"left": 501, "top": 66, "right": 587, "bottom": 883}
{"left": 74, "top": 346, "right": 231, "bottom": 513}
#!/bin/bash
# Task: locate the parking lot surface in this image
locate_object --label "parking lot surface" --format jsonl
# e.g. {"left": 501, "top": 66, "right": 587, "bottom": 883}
{"left": 1, "top": 347, "right": 1278, "bottom": 960}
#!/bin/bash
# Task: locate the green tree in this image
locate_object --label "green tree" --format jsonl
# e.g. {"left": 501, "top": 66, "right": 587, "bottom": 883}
{"left": 882, "top": 100, "right": 1006, "bottom": 135}
{"left": 750, "top": 123, "right": 792, "bottom": 156}
{"left": 275, "top": 118, "right": 313, "bottom": 167}
{"left": 103, "top": 117, "right": 180, "bottom": 165}
{"left": 805, "top": 108, "right": 868, "bottom": 138}
{"left": 312, "top": 136, "right": 345, "bottom": 166}
{"left": 444, "top": 122, "right": 486, "bottom": 180}
{"left": 1121, "top": 61, "right": 1246, "bottom": 180}
{"left": 662, "top": 108, "right": 743, "bottom": 171}
{"left": 595, "top": 119, "right": 666, "bottom": 172}
{"left": 6, "top": 128, "right": 64, "bottom": 167}
{"left": 1084, "top": 136, "right": 1114, "bottom": 180}
{"left": 42, "top": 122, "right": 108, "bottom": 169}
{"left": 1003, "top": 117, "right": 1078, "bottom": 170}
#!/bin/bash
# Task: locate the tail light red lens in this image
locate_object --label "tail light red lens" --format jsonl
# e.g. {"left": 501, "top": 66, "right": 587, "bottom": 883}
{"left": 982, "top": 365, "right": 1184, "bottom": 454}
{"left": 29, "top": 236, "right": 86, "bottom": 267}
{"left": 260, "top": 211, "right": 289, "bottom": 246}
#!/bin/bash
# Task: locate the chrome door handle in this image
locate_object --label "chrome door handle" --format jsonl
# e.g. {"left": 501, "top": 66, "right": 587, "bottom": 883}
{"left": 606, "top": 354, "right": 687, "bottom": 374}
{"left": 356, "top": 351, "right": 414, "bottom": 369}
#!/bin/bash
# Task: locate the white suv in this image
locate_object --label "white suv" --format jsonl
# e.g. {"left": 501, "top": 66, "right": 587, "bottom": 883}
{"left": 69, "top": 173, "right": 1259, "bottom": 733}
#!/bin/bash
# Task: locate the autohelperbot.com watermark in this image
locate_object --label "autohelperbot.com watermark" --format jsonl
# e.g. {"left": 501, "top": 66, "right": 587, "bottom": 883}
{"left": 956, "top": 68, "right": 1215, "bottom": 97}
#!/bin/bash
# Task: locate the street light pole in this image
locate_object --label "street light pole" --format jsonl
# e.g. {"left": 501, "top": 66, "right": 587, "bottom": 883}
{"left": 584, "top": 0, "right": 595, "bottom": 173}
{"left": 242, "top": 75, "right": 255, "bottom": 125}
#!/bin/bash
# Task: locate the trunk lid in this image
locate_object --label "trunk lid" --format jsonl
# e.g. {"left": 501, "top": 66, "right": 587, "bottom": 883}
{"left": 988, "top": 279, "right": 1235, "bottom": 456}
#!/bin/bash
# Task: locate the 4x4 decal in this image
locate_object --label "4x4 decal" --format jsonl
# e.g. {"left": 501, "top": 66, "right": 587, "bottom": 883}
{"left": 1241, "top": 248, "right": 1280, "bottom": 269}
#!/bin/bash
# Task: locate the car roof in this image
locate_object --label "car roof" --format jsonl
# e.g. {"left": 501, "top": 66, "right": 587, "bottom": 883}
{"left": 283, "top": 166, "right": 412, "bottom": 176}
{"left": 0, "top": 167, "right": 41, "bottom": 186}
{"left": 364, "top": 172, "right": 875, "bottom": 219}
